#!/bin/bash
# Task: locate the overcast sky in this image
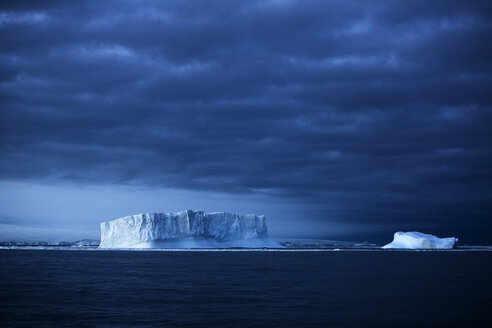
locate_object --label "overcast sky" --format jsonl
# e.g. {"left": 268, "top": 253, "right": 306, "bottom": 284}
{"left": 1, "top": 0, "right": 491, "bottom": 244}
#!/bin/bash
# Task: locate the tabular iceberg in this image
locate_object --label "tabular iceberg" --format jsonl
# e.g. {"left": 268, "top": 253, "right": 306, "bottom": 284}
{"left": 382, "top": 231, "right": 458, "bottom": 249}
{"left": 99, "top": 210, "right": 280, "bottom": 248}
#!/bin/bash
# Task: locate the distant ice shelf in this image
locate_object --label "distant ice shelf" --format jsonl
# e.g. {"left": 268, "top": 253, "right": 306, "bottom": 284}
{"left": 275, "top": 238, "right": 378, "bottom": 249}
{"left": 382, "top": 231, "right": 458, "bottom": 249}
{"left": 99, "top": 210, "right": 281, "bottom": 248}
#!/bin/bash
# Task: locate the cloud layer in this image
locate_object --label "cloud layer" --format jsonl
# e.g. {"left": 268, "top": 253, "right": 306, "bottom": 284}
{"left": 1, "top": 1, "right": 491, "bottom": 242}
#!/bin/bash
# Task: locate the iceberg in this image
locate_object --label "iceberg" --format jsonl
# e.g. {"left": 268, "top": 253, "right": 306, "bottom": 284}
{"left": 99, "top": 210, "right": 281, "bottom": 248}
{"left": 382, "top": 231, "right": 458, "bottom": 249}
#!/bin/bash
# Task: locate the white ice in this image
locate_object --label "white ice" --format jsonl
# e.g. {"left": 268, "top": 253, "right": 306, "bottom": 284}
{"left": 99, "top": 210, "right": 280, "bottom": 248}
{"left": 382, "top": 231, "right": 458, "bottom": 249}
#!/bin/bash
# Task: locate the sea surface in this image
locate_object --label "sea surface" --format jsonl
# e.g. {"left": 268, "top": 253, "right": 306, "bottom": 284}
{"left": 1, "top": 249, "right": 491, "bottom": 327}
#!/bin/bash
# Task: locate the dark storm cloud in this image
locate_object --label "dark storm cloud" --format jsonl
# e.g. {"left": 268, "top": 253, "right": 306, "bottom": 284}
{"left": 1, "top": 0, "right": 492, "bottom": 241}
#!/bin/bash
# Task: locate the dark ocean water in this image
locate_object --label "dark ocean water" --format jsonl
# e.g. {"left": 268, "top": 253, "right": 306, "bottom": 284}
{"left": 0, "top": 250, "right": 491, "bottom": 327}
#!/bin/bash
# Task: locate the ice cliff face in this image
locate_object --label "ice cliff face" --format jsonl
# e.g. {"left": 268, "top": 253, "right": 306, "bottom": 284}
{"left": 382, "top": 231, "right": 458, "bottom": 249}
{"left": 99, "top": 210, "right": 279, "bottom": 248}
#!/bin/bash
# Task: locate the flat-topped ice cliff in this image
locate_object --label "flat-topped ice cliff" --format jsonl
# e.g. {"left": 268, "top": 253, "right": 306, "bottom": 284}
{"left": 382, "top": 231, "right": 458, "bottom": 249}
{"left": 99, "top": 210, "right": 280, "bottom": 248}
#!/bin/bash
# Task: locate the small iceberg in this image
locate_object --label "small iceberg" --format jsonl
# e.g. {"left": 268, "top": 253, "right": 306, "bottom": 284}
{"left": 382, "top": 231, "right": 458, "bottom": 249}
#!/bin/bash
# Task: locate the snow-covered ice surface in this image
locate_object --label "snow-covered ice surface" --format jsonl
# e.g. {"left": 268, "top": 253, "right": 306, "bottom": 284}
{"left": 382, "top": 231, "right": 458, "bottom": 249}
{"left": 99, "top": 210, "right": 280, "bottom": 248}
